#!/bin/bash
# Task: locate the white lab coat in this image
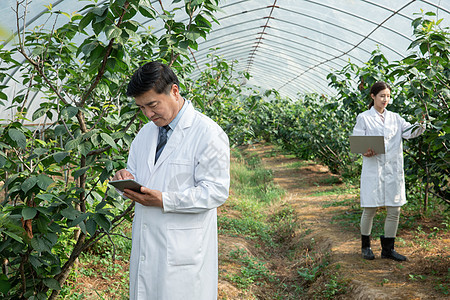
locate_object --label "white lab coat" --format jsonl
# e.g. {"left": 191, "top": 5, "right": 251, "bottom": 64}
{"left": 126, "top": 101, "right": 230, "bottom": 300}
{"left": 352, "top": 107, "right": 424, "bottom": 207}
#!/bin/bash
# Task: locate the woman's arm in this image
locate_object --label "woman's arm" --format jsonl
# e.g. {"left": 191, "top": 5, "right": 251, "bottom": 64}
{"left": 400, "top": 117, "right": 425, "bottom": 139}
{"left": 352, "top": 114, "right": 366, "bottom": 136}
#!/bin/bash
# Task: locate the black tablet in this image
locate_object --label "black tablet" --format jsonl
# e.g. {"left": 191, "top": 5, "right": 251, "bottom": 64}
{"left": 109, "top": 179, "right": 144, "bottom": 194}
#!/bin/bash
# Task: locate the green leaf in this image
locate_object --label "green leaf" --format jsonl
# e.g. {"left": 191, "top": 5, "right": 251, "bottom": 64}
{"left": 32, "top": 107, "right": 47, "bottom": 121}
{"left": 93, "top": 213, "right": 111, "bottom": 231}
{"left": 68, "top": 213, "right": 88, "bottom": 227}
{"left": 92, "top": 5, "right": 108, "bottom": 17}
{"left": 0, "top": 274, "right": 12, "bottom": 294}
{"left": 33, "top": 148, "right": 48, "bottom": 156}
{"left": 8, "top": 128, "right": 27, "bottom": 149}
{"left": 29, "top": 256, "right": 42, "bottom": 269}
{"left": 100, "top": 132, "right": 117, "bottom": 148}
{"left": 95, "top": 201, "right": 107, "bottom": 212}
{"left": 4, "top": 231, "right": 23, "bottom": 243}
{"left": 22, "top": 207, "right": 37, "bottom": 220}
{"left": 82, "top": 129, "right": 99, "bottom": 141}
{"left": 54, "top": 125, "right": 67, "bottom": 136}
{"left": 78, "top": 141, "right": 92, "bottom": 156}
{"left": 92, "top": 20, "right": 106, "bottom": 36}
{"left": 35, "top": 194, "right": 55, "bottom": 202}
{"left": 61, "top": 106, "right": 79, "bottom": 119}
{"left": 37, "top": 174, "right": 54, "bottom": 190}
{"left": 44, "top": 232, "right": 58, "bottom": 246}
{"left": 31, "top": 237, "right": 50, "bottom": 252}
{"left": 78, "top": 12, "right": 94, "bottom": 31}
{"left": 61, "top": 207, "right": 80, "bottom": 220}
{"left": 81, "top": 41, "right": 98, "bottom": 56}
{"left": 36, "top": 216, "right": 49, "bottom": 233}
{"left": 86, "top": 218, "right": 97, "bottom": 235}
{"left": 53, "top": 151, "right": 69, "bottom": 163}
{"left": 43, "top": 278, "right": 61, "bottom": 291}
{"left": 179, "top": 40, "right": 189, "bottom": 50}
{"left": 139, "top": 6, "right": 156, "bottom": 19}
{"left": 72, "top": 166, "right": 90, "bottom": 179}
{"left": 0, "top": 155, "right": 6, "bottom": 168}
{"left": 105, "top": 25, "right": 122, "bottom": 40}
{"left": 419, "top": 42, "right": 429, "bottom": 55}
{"left": 78, "top": 219, "right": 87, "bottom": 234}
{"left": 65, "top": 137, "right": 81, "bottom": 151}
{"left": 22, "top": 176, "right": 38, "bottom": 193}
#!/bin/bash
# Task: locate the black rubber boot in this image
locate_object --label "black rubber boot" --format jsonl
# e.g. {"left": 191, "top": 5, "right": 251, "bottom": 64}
{"left": 380, "top": 235, "right": 407, "bottom": 261}
{"left": 361, "top": 235, "right": 375, "bottom": 260}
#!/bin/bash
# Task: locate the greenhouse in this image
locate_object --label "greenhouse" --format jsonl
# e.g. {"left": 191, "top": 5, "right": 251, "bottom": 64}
{"left": 0, "top": 0, "right": 449, "bottom": 299}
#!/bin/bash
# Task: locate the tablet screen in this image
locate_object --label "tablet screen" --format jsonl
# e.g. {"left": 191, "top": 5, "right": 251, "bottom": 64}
{"left": 109, "top": 179, "right": 144, "bottom": 193}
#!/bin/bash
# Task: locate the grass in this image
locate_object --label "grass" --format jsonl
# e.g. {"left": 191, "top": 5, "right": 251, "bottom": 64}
{"left": 315, "top": 177, "right": 450, "bottom": 298}
{"left": 62, "top": 147, "right": 356, "bottom": 299}
{"left": 219, "top": 149, "right": 349, "bottom": 299}
{"left": 225, "top": 248, "right": 277, "bottom": 289}
{"left": 312, "top": 182, "right": 358, "bottom": 197}
{"left": 61, "top": 221, "right": 132, "bottom": 299}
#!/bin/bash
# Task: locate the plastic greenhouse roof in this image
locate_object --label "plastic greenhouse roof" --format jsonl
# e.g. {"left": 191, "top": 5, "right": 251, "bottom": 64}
{"left": 1, "top": 0, "right": 450, "bottom": 121}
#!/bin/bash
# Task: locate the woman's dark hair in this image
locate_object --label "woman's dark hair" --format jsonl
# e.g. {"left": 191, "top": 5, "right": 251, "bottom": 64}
{"left": 126, "top": 61, "right": 179, "bottom": 97}
{"left": 368, "top": 81, "right": 391, "bottom": 109}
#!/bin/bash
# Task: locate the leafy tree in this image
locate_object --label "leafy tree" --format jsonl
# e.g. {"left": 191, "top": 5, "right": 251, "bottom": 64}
{"left": 391, "top": 11, "right": 449, "bottom": 208}
{"left": 324, "top": 11, "right": 449, "bottom": 208}
{"left": 184, "top": 52, "right": 258, "bottom": 145}
{"left": 0, "top": 0, "right": 220, "bottom": 298}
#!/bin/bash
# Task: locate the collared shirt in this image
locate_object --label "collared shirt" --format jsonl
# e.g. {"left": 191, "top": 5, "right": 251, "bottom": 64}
{"left": 377, "top": 109, "right": 386, "bottom": 123}
{"left": 165, "top": 99, "right": 188, "bottom": 140}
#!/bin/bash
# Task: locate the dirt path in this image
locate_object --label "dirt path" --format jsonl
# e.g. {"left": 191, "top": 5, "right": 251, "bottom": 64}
{"left": 246, "top": 143, "right": 449, "bottom": 300}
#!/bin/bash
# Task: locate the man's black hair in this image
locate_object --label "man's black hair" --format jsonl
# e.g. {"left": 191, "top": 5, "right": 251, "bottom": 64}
{"left": 126, "top": 61, "right": 179, "bottom": 97}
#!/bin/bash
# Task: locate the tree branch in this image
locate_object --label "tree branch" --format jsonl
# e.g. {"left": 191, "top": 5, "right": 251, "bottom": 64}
{"left": 86, "top": 111, "right": 138, "bottom": 157}
{"left": 79, "top": 1, "right": 130, "bottom": 107}
{"left": 15, "top": 1, "right": 70, "bottom": 106}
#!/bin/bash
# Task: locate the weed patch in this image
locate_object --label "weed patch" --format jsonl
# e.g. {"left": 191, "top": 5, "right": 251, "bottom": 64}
{"left": 219, "top": 148, "right": 351, "bottom": 299}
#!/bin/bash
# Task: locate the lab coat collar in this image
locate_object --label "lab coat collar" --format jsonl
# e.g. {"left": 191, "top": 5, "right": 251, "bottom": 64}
{"left": 153, "top": 101, "right": 195, "bottom": 169}
{"left": 369, "top": 106, "right": 389, "bottom": 126}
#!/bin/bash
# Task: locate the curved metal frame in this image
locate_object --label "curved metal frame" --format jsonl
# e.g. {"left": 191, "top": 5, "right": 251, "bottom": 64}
{"left": 1, "top": 0, "right": 449, "bottom": 100}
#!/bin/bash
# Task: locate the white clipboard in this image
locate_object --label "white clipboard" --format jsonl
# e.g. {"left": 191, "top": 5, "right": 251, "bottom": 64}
{"left": 349, "top": 136, "right": 385, "bottom": 154}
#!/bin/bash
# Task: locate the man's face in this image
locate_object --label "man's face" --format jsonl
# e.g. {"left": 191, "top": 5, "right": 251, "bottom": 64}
{"left": 135, "top": 84, "right": 181, "bottom": 127}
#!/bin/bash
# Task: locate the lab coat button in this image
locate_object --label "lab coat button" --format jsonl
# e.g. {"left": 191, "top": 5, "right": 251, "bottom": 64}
{"left": 141, "top": 256, "right": 145, "bottom": 261}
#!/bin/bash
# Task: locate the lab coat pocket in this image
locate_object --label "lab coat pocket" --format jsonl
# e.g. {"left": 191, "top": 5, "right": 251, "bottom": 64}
{"left": 167, "top": 227, "right": 202, "bottom": 266}
{"left": 385, "top": 126, "right": 397, "bottom": 140}
{"left": 167, "top": 160, "right": 194, "bottom": 191}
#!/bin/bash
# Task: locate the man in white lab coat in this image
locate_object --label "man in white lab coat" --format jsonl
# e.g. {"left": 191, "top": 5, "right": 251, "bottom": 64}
{"left": 112, "top": 61, "right": 230, "bottom": 299}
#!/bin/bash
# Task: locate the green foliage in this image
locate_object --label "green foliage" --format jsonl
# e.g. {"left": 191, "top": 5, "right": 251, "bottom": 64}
{"left": 229, "top": 153, "right": 285, "bottom": 205}
{"left": 184, "top": 53, "right": 257, "bottom": 145}
{"left": 0, "top": 2, "right": 448, "bottom": 298}
{"left": 326, "top": 12, "right": 449, "bottom": 208}
{"left": 219, "top": 151, "right": 289, "bottom": 248}
{"left": 0, "top": 0, "right": 221, "bottom": 298}
{"left": 235, "top": 11, "right": 449, "bottom": 210}
{"left": 226, "top": 248, "right": 277, "bottom": 289}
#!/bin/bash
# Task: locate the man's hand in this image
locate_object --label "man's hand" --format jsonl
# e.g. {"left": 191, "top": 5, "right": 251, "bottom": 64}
{"left": 112, "top": 169, "right": 134, "bottom": 181}
{"left": 124, "top": 187, "right": 163, "bottom": 208}
{"left": 363, "top": 148, "right": 377, "bottom": 157}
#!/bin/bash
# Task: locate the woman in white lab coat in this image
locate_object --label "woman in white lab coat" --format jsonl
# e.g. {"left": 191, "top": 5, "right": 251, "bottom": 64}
{"left": 352, "top": 81, "right": 425, "bottom": 261}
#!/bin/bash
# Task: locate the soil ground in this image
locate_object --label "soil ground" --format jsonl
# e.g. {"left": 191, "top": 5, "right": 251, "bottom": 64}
{"left": 224, "top": 142, "right": 449, "bottom": 299}
{"left": 66, "top": 142, "right": 449, "bottom": 299}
